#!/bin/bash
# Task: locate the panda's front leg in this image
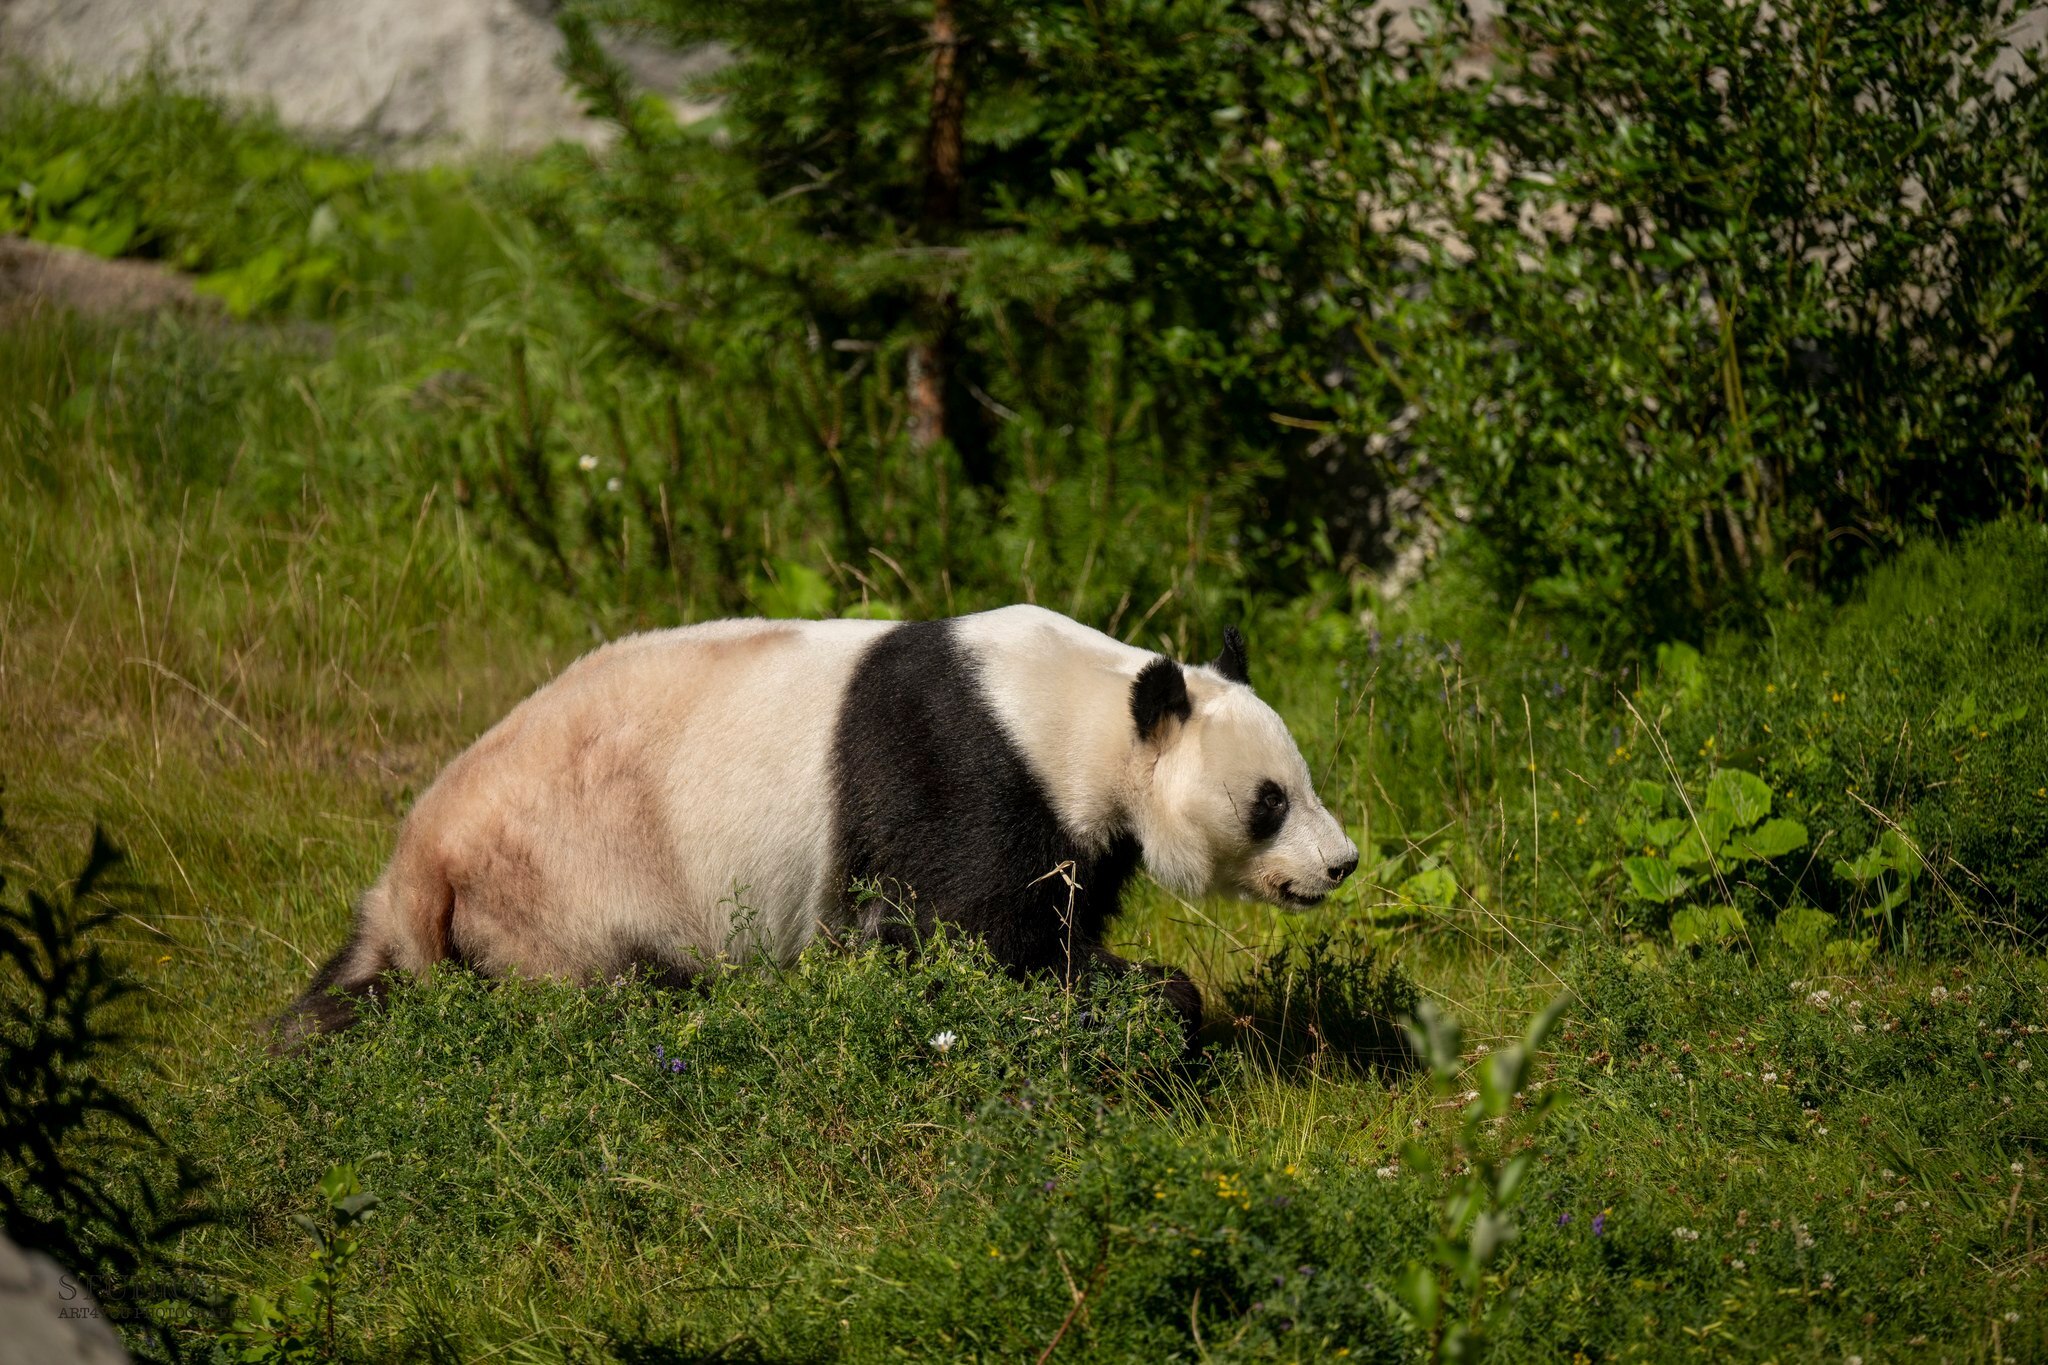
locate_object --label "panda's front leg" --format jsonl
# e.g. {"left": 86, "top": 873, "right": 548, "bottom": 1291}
{"left": 1078, "top": 944, "right": 1203, "bottom": 1049}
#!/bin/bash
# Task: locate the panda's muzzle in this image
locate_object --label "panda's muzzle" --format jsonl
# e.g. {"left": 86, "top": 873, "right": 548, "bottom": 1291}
{"left": 1277, "top": 883, "right": 1328, "bottom": 908}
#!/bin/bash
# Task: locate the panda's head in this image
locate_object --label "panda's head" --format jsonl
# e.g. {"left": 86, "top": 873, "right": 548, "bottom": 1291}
{"left": 1126, "top": 628, "right": 1359, "bottom": 910}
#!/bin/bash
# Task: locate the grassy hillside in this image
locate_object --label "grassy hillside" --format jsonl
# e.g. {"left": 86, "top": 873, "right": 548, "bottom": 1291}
{"left": 2, "top": 71, "right": 2046, "bottom": 1364}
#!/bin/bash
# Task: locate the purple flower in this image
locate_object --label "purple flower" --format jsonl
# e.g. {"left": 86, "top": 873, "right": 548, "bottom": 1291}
{"left": 1557, "top": 1212, "right": 1571, "bottom": 1227}
{"left": 1593, "top": 1212, "right": 1608, "bottom": 1237}
{"left": 669, "top": 1058, "right": 686, "bottom": 1074}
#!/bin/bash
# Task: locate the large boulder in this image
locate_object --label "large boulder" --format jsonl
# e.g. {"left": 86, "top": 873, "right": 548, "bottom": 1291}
{"left": 0, "top": 0, "right": 720, "bottom": 160}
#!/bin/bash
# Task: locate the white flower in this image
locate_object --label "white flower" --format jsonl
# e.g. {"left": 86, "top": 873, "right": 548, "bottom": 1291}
{"left": 1374, "top": 1165, "right": 1399, "bottom": 1180}
{"left": 2006, "top": 1311, "right": 2021, "bottom": 1324}
{"left": 1846, "top": 1356, "right": 1863, "bottom": 1365}
{"left": 1762, "top": 1071, "right": 1779, "bottom": 1084}
{"left": 1930, "top": 985, "right": 1950, "bottom": 1004}
{"left": 2019, "top": 1059, "right": 2033, "bottom": 1073}
{"left": 578, "top": 453, "right": 600, "bottom": 472}
{"left": 606, "top": 476, "right": 623, "bottom": 492}
{"left": 2014, "top": 1162, "right": 2027, "bottom": 1175}
{"left": 1807, "top": 989, "right": 1832, "bottom": 1009}
{"left": 929, "top": 1030, "right": 959, "bottom": 1053}
{"left": 1851, "top": 1023, "right": 1867, "bottom": 1034}
{"left": 1793, "top": 1221, "right": 1816, "bottom": 1250}
{"left": 1731, "top": 1258, "right": 1746, "bottom": 1271}
{"left": 1894, "top": 1200, "right": 1907, "bottom": 1213}
{"left": 1672, "top": 1226, "right": 1700, "bottom": 1242}
{"left": 1820, "top": 1271, "right": 1835, "bottom": 1290}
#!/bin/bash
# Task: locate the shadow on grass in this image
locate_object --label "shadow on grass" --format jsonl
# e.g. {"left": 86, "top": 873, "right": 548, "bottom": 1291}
{"left": 1213, "top": 928, "right": 1420, "bottom": 1078}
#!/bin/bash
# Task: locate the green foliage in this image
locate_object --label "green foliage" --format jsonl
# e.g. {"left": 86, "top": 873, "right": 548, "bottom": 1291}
{"left": 1424, "top": 0, "right": 2048, "bottom": 637}
{"left": 1393, "top": 996, "right": 1568, "bottom": 1361}
{"left": 0, "top": 70, "right": 399, "bottom": 314}
{"left": 820, "top": 1104, "right": 1419, "bottom": 1361}
{"left": 532, "top": 0, "right": 2046, "bottom": 639}
{"left": 0, "top": 827, "right": 210, "bottom": 1354}
{"left": 225, "top": 1165, "right": 380, "bottom": 1364}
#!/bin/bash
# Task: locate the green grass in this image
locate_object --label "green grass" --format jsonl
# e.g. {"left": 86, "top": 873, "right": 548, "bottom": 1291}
{"left": 3, "top": 77, "right": 2047, "bottom": 1364}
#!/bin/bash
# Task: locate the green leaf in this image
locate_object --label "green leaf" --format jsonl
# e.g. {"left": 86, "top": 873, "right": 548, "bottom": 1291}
{"left": 1878, "top": 828, "right": 1921, "bottom": 879}
{"left": 1775, "top": 904, "right": 1834, "bottom": 953}
{"left": 1644, "top": 816, "right": 1686, "bottom": 848}
{"left": 1623, "top": 856, "right": 1690, "bottom": 903}
{"left": 1705, "top": 769, "right": 1772, "bottom": 826}
{"left": 1628, "top": 779, "right": 1666, "bottom": 809}
{"left": 1668, "top": 827, "right": 1713, "bottom": 869}
{"left": 1671, "top": 904, "right": 1745, "bottom": 947}
{"left": 748, "top": 559, "right": 834, "bottom": 618}
{"left": 1398, "top": 865, "right": 1459, "bottom": 909}
{"left": 32, "top": 149, "right": 94, "bottom": 208}
{"left": 1728, "top": 817, "right": 1807, "bottom": 861}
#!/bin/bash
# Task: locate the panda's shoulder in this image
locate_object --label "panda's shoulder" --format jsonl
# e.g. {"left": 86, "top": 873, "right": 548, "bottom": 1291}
{"left": 954, "top": 604, "right": 1137, "bottom": 663}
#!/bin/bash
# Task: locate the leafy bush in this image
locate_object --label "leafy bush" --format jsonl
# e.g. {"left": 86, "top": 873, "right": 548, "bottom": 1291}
{"left": 0, "top": 828, "right": 211, "bottom": 1356}
{"left": 0, "top": 69, "right": 493, "bottom": 316}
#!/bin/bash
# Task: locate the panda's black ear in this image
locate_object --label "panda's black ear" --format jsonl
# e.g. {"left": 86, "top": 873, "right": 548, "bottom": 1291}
{"left": 1210, "top": 626, "right": 1250, "bottom": 686}
{"left": 1130, "top": 657, "right": 1192, "bottom": 742}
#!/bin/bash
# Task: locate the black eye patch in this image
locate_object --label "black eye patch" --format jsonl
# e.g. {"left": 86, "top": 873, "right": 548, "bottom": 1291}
{"left": 1247, "top": 779, "right": 1289, "bottom": 841}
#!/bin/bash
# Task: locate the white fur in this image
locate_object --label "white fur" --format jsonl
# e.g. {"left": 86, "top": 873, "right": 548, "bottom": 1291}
{"left": 958, "top": 605, "right": 1357, "bottom": 909}
{"left": 338, "top": 607, "right": 1353, "bottom": 995}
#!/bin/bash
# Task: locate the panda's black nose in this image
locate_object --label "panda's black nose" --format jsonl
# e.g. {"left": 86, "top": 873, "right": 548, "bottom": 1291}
{"left": 1328, "top": 854, "right": 1359, "bottom": 885}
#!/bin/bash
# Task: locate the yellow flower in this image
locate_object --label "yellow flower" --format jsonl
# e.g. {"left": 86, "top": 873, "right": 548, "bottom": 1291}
{"left": 1765, "top": 684, "right": 1776, "bottom": 694}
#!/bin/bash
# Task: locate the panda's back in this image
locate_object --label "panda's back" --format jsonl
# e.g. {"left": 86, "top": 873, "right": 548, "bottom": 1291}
{"left": 382, "top": 616, "right": 900, "bottom": 975}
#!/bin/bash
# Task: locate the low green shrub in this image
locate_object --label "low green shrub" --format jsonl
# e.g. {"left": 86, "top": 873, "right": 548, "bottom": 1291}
{"left": 1342, "top": 519, "right": 2048, "bottom": 951}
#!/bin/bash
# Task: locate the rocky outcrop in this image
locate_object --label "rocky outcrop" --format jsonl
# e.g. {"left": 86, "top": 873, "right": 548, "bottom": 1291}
{"left": 0, "top": 0, "right": 721, "bottom": 161}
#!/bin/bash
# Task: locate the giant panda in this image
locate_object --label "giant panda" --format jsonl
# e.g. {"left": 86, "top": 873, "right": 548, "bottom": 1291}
{"left": 278, "top": 605, "right": 1358, "bottom": 1045}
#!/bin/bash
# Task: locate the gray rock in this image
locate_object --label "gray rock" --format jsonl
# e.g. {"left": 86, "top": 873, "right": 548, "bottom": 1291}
{"left": 0, "top": 1235, "right": 132, "bottom": 1365}
{"left": 0, "top": 0, "right": 725, "bottom": 161}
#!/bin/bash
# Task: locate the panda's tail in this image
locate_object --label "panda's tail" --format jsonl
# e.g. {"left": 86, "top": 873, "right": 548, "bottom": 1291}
{"left": 266, "top": 890, "right": 396, "bottom": 1053}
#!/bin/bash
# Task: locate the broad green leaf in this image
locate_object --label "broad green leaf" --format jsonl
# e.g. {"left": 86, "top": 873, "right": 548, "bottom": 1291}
{"left": 1668, "top": 827, "right": 1713, "bottom": 869}
{"left": 1399, "top": 865, "right": 1459, "bottom": 908}
{"left": 1671, "top": 904, "right": 1744, "bottom": 947}
{"left": 1655, "top": 640, "right": 1707, "bottom": 704}
{"left": 1824, "top": 936, "right": 1877, "bottom": 970}
{"left": 1623, "top": 855, "right": 1690, "bottom": 903}
{"left": 1628, "top": 778, "right": 1666, "bottom": 809}
{"left": 1878, "top": 828, "right": 1921, "bottom": 879}
{"left": 1864, "top": 883, "right": 1910, "bottom": 918}
{"left": 1705, "top": 769, "right": 1772, "bottom": 826}
{"left": 1729, "top": 817, "right": 1807, "bottom": 861}
{"left": 33, "top": 149, "right": 93, "bottom": 208}
{"left": 749, "top": 558, "right": 834, "bottom": 618}
{"left": 1775, "top": 904, "right": 1834, "bottom": 952}
{"left": 1645, "top": 816, "right": 1686, "bottom": 848}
